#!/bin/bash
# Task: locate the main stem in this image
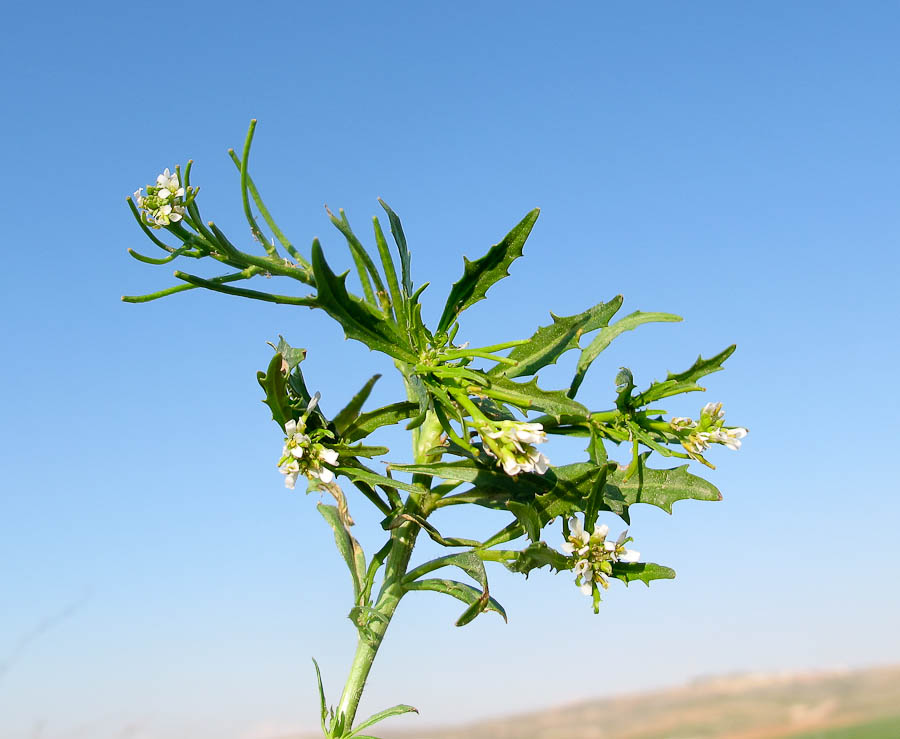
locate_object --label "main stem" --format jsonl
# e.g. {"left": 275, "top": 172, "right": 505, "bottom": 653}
{"left": 332, "top": 378, "right": 443, "bottom": 734}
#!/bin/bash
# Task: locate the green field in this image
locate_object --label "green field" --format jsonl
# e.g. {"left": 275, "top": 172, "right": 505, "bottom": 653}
{"left": 792, "top": 714, "right": 900, "bottom": 738}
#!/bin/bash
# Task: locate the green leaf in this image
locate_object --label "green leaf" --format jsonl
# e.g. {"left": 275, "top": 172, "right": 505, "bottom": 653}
{"left": 392, "top": 459, "right": 536, "bottom": 494}
{"left": 481, "top": 375, "right": 590, "bottom": 420}
{"left": 610, "top": 562, "right": 676, "bottom": 586}
{"left": 326, "top": 208, "right": 388, "bottom": 306}
{"left": 404, "top": 579, "right": 507, "bottom": 624}
{"left": 343, "top": 401, "right": 419, "bottom": 442}
{"left": 272, "top": 335, "right": 307, "bottom": 371}
{"left": 437, "top": 209, "right": 539, "bottom": 333}
{"left": 311, "top": 240, "right": 417, "bottom": 363}
{"left": 602, "top": 455, "right": 722, "bottom": 516}
{"left": 257, "top": 353, "right": 292, "bottom": 429}
{"left": 372, "top": 215, "right": 404, "bottom": 321}
{"left": 349, "top": 703, "right": 419, "bottom": 737}
{"left": 403, "top": 552, "right": 498, "bottom": 626}
{"left": 337, "top": 464, "right": 429, "bottom": 494}
{"left": 383, "top": 512, "right": 482, "bottom": 548}
{"left": 569, "top": 311, "right": 683, "bottom": 398}
{"left": 333, "top": 374, "right": 381, "bottom": 435}
{"left": 312, "top": 658, "right": 328, "bottom": 737}
{"left": 636, "top": 345, "right": 736, "bottom": 405}
{"left": 317, "top": 503, "right": 364, "bottom": 600}
{"left": 436, "top": 458, "right": 721, "bottom": 526}
{"left": 491, "top": 297, "right": 623, "bottom": 379}
{"left": 378, "top": 199, "right": 413, "bottom": 297}
{"left": 504, "top": 542, "right": 570, "bottom": 577}
{"left": 507, "top": 501, "right": 541, "bottom": 543}
{"left": 331, "top": 443, "right": 389, "bottom": 459}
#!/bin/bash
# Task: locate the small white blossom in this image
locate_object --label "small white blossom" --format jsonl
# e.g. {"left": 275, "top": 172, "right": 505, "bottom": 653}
{"left": 561, "top": 516, "right": 642, "bottom": 599}
{"left": 133, "top": 167, "right": 187, "bottom": 229}
{"left": 702, "top": 401, "right": 725, "bottom": 421}
{"left": 280, "top": 459, "right": 300, "bottom": 490}
{"left": 481, "top": 420, "right": 550, "bottom": 477}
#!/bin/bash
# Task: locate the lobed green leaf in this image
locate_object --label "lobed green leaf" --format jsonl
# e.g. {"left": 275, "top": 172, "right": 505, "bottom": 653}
{"left": 635, "top": 345, "right": 736, "bottom": 405}
{"left": 569, "top": 311, "right": 682, "bottom": 398}
{"left": 311, "top": 241, "right": 417, "bottom": 363}
{"left": 491, "top": 296, "right": 624, "bottom": 379}
{"left": 610, "top": 562, "right": 676, "bottom": 586}
{"left": 437, "top": 209, "right": 539, "bottom": 334}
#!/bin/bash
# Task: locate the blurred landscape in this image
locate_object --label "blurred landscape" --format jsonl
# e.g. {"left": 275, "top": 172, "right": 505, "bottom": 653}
{"left": 332, "top": 664, "right": 900, "bottom": 739}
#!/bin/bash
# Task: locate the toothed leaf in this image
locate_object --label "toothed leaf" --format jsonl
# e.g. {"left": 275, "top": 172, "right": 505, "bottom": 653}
{"left": 437, "top": 209, "right": 539, "bottom": 333}
{"left": 636, "top": 345, "right": 736, "bottom": 404}
{"left": 610, "top": 562, "right": 676, "bottom": 586}
{"left": 311, "top": 241, "right": 417, "bottom": 362}
{"left": 569, "top": 311, "right": 682, "bottom": 397}
{"left": 491, "top": 296, "right": 623, "bottom": 378}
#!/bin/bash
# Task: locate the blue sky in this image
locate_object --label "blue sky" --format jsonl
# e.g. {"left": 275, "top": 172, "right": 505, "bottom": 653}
{"left": 2, "top": 2, "right": 899, "bottom": 738}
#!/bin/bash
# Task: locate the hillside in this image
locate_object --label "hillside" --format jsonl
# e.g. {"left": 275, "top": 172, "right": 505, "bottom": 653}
{"left": 366, "top": 664, "right": 900, "bottom": 739}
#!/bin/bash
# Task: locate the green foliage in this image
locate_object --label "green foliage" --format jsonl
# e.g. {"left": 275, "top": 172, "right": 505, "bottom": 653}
{"left": 333, "top": 375, "right": 381, "bottom": 434}
{"left": 125, "top": 122, "right": 748, "bottom": 736}
{"left": 569, "top": 311, "right": 682, "bottom": 397}
{"left": 491, "top": 297, "right": 623, "bottom": 379}
{"left": 437, "top": 209, "right": 539, "bottom": 333}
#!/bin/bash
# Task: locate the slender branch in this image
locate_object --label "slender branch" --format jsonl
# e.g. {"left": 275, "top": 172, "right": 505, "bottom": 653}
{"left": 173, "top": 270, "right": 317, "bottom": 306}
{"left": 122, "top": 267, "right": 262, "bottom": 303}
{"left": 227, "top": 148, "right": 311, "bottom": 268}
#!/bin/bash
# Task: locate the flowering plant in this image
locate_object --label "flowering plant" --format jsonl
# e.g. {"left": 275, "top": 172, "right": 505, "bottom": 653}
{"left": 124, "top": 121, "right": 747, "bottom": 738}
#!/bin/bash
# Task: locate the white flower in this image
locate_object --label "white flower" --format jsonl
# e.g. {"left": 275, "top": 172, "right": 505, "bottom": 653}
{"left": 580, "top": 581, "right": 593, "bottom": 596}
{"left": 156, "top": 168, "right": 180, "bottom": 192}
{"left": 279, "top": 459, "right": 300, "bottom": 489}
{"left": 720, "top": 427, "right": 748, "bottom": 450}
{"left": 481, "top": 420, "right": 550, "bottom": 477}
{"left": 283, "top": 419, "right": 311, "bottom": 459}
{"left": 561, "top": 516, "right": 590, "bottom": 555}
{"left": 702, "top": 402, "right": 724, "bottom": 421}
{"left": 670, "top": 416, "right": 696, "bottom": 431}
{"left": 573, "top": 559, "right": 590, "bottom": 578}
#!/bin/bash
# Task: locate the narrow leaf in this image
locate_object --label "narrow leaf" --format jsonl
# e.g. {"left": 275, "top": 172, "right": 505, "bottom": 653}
{"left": 344, "top": 401, "right": 419, "bottom": 442}
{"left": 378, "top": 199, "right": 413, "bottom": 297}
{"left": 317, "top": 503, "right": 364, "bottom": 599}
{"left": 404, "top": 579, "right": 507, "bottom": 624}
{"left": 481, "top": 375, "right": 590, "bottom": 420}
{"left": 569, "top": 311, "right": 682, "bottom": 397}
{"left": 311, "top": 241, "right": 417, "bottom": 363}
{"left": 437, "top": 209, "right": 539, "bottom": 333}
{"left": 333, "top": 374, "right": 381, "bottom": 434}
{"left": 610, "top": 562, "right": 676, "bottom": 586}
{"left": 337, "top": 464, "right": 429, "bottom": 494}
{"left": 492, "top": 297, "right": 623, "bottom": 379}
{"left": 636, "top": 345, "right": 736, "bottom": 405}
{"left": 312, "top": 658, "right": 328, "bottom": 736}
{"left": 350, "top": 703, "right": 419, "bottom": 736}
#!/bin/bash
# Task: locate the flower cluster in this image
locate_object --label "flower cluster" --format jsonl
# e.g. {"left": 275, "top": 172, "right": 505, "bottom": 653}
{"left": 561, "top": 516, "right": 639, "bottom": 596}
{"left": 277, "top": 401, "right": 340, "bottom": 489}
{"left": 670, "top": 401, "right": 748, "bottom": 456}
{"left": 133, "top": 168, "right": 186, "bottom": 228}
{"left": 479, "top": 420, "right": 550, "bottom": 476}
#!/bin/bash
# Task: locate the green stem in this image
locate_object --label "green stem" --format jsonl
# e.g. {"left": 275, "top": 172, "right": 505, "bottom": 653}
{"left": 331, "top": 381, "right": 441, "bottom": 735}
